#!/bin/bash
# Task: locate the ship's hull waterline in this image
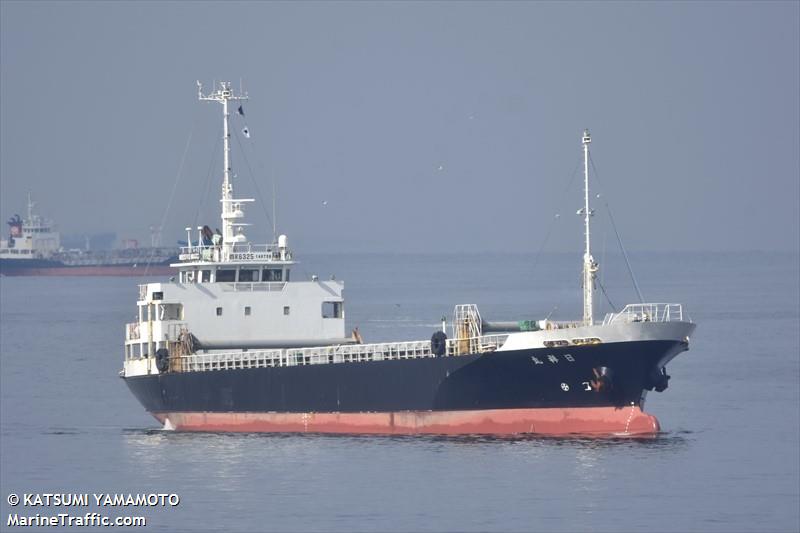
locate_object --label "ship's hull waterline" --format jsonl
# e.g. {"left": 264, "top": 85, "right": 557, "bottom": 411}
{"left": 151, "top": 406, "right": 659, "bottom": 436}
{"left": 1, "top": 259, "right": 175, "bottom": 277}
{"left": 124, "top": 340, "right": 686, "bottom": 436}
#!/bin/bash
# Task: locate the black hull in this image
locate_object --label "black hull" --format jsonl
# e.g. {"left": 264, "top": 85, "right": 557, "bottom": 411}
{"left": 124, "top": 340, "right": 686, "bottom": 415}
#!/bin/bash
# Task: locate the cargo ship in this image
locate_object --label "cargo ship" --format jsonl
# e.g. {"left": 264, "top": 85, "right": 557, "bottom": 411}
{"left": 121, "top": 81, "right": 696, "bottom": 436}
{"left": 0, "top": 195, "right": 177, "bottom": 276}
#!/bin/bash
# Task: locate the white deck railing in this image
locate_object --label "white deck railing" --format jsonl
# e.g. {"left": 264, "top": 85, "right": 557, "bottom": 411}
{"left": 178, "top": 243, "right": 292, "bottom": 263}
{"left": 125, "top": 321, "right": 187, "bottom": 343}
{"left": 181, "top": 349, "right": 284, "bottom": 372}
{"left": 602, "top": 303, "right": 684, "bottom": 325}
{"left": 165, "top": 334, "right": 510, "bottom": 374}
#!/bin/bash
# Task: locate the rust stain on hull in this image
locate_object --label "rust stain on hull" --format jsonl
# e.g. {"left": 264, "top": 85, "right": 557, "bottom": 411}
{"left": 154, "top": 406, "right": 660, "bottom": 436}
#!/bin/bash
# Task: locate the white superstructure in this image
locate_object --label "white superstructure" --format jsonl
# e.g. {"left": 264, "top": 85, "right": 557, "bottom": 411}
{"left": 124, "top": 82, "right": 349, "bottom": 373}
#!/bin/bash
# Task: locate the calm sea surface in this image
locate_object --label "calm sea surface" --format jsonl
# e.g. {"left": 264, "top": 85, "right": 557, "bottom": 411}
{"left": 1, "top": 252, "right": 798, "bottom": 532}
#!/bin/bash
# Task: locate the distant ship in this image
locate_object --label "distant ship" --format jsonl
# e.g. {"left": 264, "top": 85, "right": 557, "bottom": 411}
{"left": 121, "top": 81, "right": 696, "bottom": 436}
{"left": 0, "top": 195, "right": 177, "bottom": 276}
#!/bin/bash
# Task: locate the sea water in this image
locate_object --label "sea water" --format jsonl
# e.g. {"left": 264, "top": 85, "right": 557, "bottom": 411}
{"left": 1, "top": 252, "right": 798, "bottom": 532}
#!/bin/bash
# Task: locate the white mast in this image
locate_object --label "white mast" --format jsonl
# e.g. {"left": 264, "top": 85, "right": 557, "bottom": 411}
{"left": 580, "top": 129, "right": 598, "bottom": 325}
{"left": 198, "top": 81, "right": 249, "bottom": 259}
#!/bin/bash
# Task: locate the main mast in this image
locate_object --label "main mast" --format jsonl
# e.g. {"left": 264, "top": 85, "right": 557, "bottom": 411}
{"left": 581, "top": 129, "right": 598, "bottom": 325}
{"left": 197, "top": 81, "right": 249, "bottom": 260}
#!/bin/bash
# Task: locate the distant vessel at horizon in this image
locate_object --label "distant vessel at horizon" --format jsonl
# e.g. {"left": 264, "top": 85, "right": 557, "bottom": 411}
{"left": 0, "top": 195, "right": 177, "bottom": 276}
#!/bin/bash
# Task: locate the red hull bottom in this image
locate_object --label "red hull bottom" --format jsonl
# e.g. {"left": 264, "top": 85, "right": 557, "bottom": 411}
{"left": 1, "top": 265, "right": 174, "bottom": 277}
{"left": 152, "top": 406, "right": 660, "bottom": 436}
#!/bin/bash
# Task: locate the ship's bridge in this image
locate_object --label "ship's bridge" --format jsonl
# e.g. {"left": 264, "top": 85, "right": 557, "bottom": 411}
{"left": 127, "top": 227, "right": 348, "bottom": 359}
{"left": 173, "top": 234, "right": 294, "bottom": 284}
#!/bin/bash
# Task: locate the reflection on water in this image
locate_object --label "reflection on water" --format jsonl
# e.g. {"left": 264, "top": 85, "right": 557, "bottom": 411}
{"left": 117, "top": 427, "right": 695, "bottom": 531}
{"left": 122, "top": 427, "right": 692, "bottom": 450}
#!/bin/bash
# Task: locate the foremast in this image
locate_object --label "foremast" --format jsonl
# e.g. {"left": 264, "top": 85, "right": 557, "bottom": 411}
{"left": 197, "top": 81, "right": 251, "bottom": 261}
{"left": 580, "top": 129, "right": 598, "bottom": 325}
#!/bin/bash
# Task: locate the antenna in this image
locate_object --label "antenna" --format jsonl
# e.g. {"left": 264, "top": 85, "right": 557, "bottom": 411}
{"left": 198, "top": 80, "right": 249, "bottom": 258}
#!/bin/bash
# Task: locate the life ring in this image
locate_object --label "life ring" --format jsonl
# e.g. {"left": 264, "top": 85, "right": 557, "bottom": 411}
{"left": 155, "top": 348, "right": 170, "bottom": 373}
{"left": 431, "top": 331, "right": 447, "bottom": 356}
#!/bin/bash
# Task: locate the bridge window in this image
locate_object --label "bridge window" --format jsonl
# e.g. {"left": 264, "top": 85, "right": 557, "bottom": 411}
{"left": 200, "top": 270, "right": 211, "bottom": 283}
{"left": 158, "top": 304, "right": 183, "bottom": 321}
{"left": 244, "top": 306, "right": 251, "bottom": 316}
{"left": 322, "top": 302, "right": 343, "bottom": 319}
{"left": 216, "top": 269, "right": 236, "bottom": 282}
{"left": 283, "top": 306, "right": 290, "bottom": 316}
{"left": 216, "top": 307, "right": 223, "bottom": 316}
{"left": 263, "top": 268, "right": 282, "bottom": 282}
{"left": 239, "top": 269, "right": 258, "bottom": 282}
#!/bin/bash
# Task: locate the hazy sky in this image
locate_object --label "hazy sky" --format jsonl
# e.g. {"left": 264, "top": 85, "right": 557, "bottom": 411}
{"left": 1, "top": 1, "right": 798, "bottom": 254}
